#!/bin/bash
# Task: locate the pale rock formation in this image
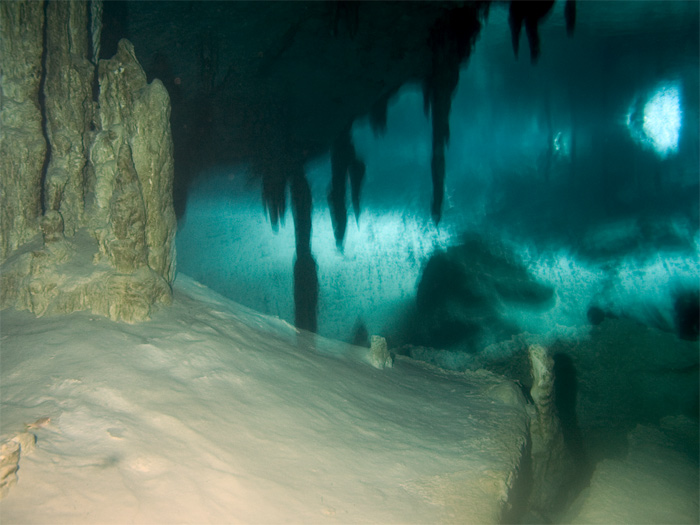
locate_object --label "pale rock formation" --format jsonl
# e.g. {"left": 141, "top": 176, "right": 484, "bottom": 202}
{"left": 0, "top": 1, "right": 46, "bottom": 260}
{"left": 90, "top": 38, "right": 177, "bottom": 284}
{"left": 43, "top": 0, "right": 93, "bottom": 236}
{"left": 90, "top": 1, "right": 103, "bottom": 65}
{"left": 368, "top": 334, "right": 393, "bottom": 369}
{"left": 526, "top": 343, "right": 576, "bottom": 516}
{"left": 0, "top": 1, "right": 176, "bottom": 323}
{"left": 0, "top": 440, "right": 21, "bottom": 499}
{"left": 0, "top": 431, "right": 36, "bottom": 500}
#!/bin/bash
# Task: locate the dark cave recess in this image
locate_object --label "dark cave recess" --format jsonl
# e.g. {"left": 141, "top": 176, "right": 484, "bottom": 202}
{"left": 104, "top": 0, "right": 571, "bottom": 332}
{"left": 103, "top": 1, "right": 567, "bottom": 225}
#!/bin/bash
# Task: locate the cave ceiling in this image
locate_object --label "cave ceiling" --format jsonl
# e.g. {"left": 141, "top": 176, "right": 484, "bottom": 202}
{"left": 103, "top": 0, "right": 698, "bottom": 225}
{"left": 98, "top": 1, "right": 698, "bottom": 333}
{"left": 105, "top": 1, "right": 497, "bottom": 218}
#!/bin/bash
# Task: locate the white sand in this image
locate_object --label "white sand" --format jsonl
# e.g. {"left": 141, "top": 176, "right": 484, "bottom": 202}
{"left": 0, "top": 274, "right": 529, "bottom": 524}
{"left": 566, "top": 421, "right": 699, "bottom": 524}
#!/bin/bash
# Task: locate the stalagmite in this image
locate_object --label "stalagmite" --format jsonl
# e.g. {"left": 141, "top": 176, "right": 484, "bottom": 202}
{"left": 0, "top": 1, "right": 176, "bottom": 323}
{"left": 90, "top": 0, "right": 103, "bottom": 64}
{"left": 43, "top": 0, "right": 93, "bottom": 236}
{"left": 368, "top": 335, "right": 393, "bottom": 369}
{"left": 526, "top": 344, "right": 576, "bottom": 517}
{"left": 0, "top": 440, "right": 20, "bottom": 500}
{"left": 0, "top": 1, "right": 46, "bottom": 260}
{"left": 92, "top": 39, "right": 177, "bottom": 283}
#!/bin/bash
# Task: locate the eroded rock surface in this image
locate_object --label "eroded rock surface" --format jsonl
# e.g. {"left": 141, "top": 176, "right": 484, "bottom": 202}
{"left": 1, "top": 1, "right": 175, "bottom": 323}
{"left": 0, "top": 1, "right": 46, "bottom": 260}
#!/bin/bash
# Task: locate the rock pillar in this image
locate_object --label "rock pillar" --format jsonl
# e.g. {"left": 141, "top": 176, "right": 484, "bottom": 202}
{"left": 526, "top": 344, "right": 576, "bottom": 516}
{"left": 90, "top": 38, "right": 176, "bottom": 284}
{"left": 0, "top": 1, "right": 176, "bottom": 323}
{"left": 0, "top": 1, "right": 46, "bottom": 260}
{"left": 43, "top": 0, "right": 94, "bottom": 236}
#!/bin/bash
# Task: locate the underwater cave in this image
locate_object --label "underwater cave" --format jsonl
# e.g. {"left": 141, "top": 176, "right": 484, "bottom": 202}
{"left": 1, "top": 1, "right": 698, "bottom": 523}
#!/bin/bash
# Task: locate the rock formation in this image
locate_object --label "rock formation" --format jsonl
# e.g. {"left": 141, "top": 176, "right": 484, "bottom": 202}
{"left": 0, "top": 430, "right": 36, "bottom": 500}
{"left": 410, "top": 235, "right": 554, "bottom": 353}
{"left": 328, "top": 126, "right": 366, "bottom": 248}
{"left": 0, "top": 1, "right": 46, "bottom": 260}
{"left": 526, "top": 343, "right": 576, "bottom": 517}
{"left": 42, "top": 1, "right": 93, "bottom": 237}
{"left": 0, "top": 0, "right": 176, "bottom": 323}
{"left": 368, "top": 335, "right": 393, "bottom": 369}
{"left": 423, "top": 5, "right": 483, "bottom": 224}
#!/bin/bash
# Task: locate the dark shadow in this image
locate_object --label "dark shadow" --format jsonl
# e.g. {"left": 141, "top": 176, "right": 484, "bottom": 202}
{"left": 294, "top": 253, "right": 318, "bottom": 333}
{"left": 552, "top": 352, "right": 594, "bottom": 502}
{"left": 100, "top": 1, "right": 128, "bottom": 59}
{"left": 500, "top": 435, "right": 534, "bottom": 524}
{"left": 673, "top": 287, "right": 700, "bottom": 341}
{"left": 351, "top": 318, "right": 370, "bottom": 348}
{"left": 410, "top": 235, "right": 553, "bottom": 353}
{"left": 291, "top": 168, "right": 318, "bottom": 333}
{"left": 424, "top": 4, "right": 483, "bottom": 223}
{"left": 508, "top": 0, "right": 555, "bottom": 63}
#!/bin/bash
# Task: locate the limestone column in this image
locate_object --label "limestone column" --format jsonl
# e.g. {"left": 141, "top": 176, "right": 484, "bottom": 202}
{"left": 527, "top": 344, "right": 576, "bottom": 516}
{"left": 90, "top": 38, "right": 176, "bottom": 284}
{"left": 0, "top": 1, "right": 46, "bottom": 261}
{"left": 42, "top": 0, "right": 95, "bottom": 236}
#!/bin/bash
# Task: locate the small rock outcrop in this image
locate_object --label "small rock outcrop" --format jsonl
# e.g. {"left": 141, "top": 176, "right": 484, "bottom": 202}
{"left": 0, "top": 431, "right": 36, "bottom": 500}
{"left": 0, "top": 1, "right": 176, "bottom": 323}
{"left": 526, "top": 343, "right": 576, "bottom": 517}
{"left": 368, "top": 334, "right": 393, "bottom": 369}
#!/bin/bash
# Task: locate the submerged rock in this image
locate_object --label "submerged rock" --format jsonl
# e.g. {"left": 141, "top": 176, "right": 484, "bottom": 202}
{"left": 411, "top": 235, "right": 554, "bottom": 353}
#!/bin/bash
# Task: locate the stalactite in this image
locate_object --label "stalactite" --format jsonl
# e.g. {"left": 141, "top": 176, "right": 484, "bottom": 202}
{"left": 328, "top": 134, "right": 348, "bottom": 247}
{"left": 198, "top": 31, "right": 219, "bottom": 94}
{"left": 369, "top": 88, "right": 398, "bottom": 136}
{"left": 328, "top": 126, "right": 365, "bottom": 247}
{"left": 260, "top": 115, "right": 293, "bottom": 231}
{"left": 508, "top": 0, "right": 555, "bottom": 64}
{"left": 565, "top": 0, "right": 577, "bottom": 37}
{"left": 330, "top": 1, "right": 360, "bottom": 39}
{"left": 423, "top": 6, "right": 482, "bottom": 224}
{"left": 262, "top": 169, "right": 287, "bottom": 230}
{"left": 290, "top": 168, "right": 318, "bottom": 333}
{"left": 349, "top": 153, "right": 365, "bottom": 228}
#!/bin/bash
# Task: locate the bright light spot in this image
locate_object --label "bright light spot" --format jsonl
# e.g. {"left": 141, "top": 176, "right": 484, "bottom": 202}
{"left": 627, "top": 81, "right": 682, "bottom": 158}
{"left": 552, "top": 130, "right": 571, "bottom": 157}
{"left": 643, "top": 82, "right": 682, "bottom": 157}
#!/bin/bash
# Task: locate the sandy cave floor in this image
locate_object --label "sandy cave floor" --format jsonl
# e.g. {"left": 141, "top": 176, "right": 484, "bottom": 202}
{"left": 0, "top": 274, "right": 530, "bottom": 524}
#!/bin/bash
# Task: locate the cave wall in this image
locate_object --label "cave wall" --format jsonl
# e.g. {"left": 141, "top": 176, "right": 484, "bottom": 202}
{"left": 43, "top": 1, "right": 93, "bottom": 237}
{"left": 0, "top": 0, "right": 176, "bottom": 323}
{"left": 0, "top": 1, "right": 46, "bottom": 259}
